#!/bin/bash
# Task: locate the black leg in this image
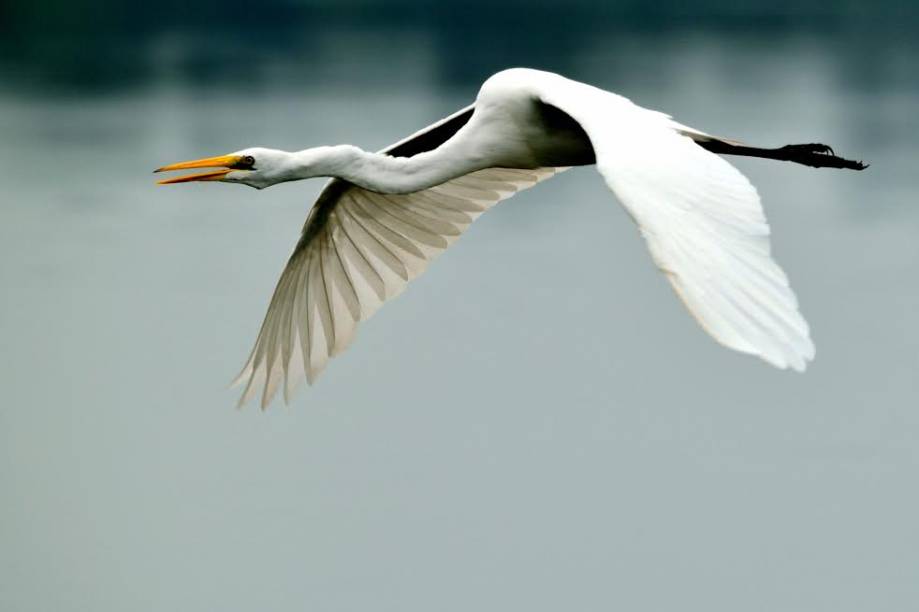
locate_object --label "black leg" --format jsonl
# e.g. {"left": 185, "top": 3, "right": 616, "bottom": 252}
{"left": 697, "top": 138, "right": 868, "bottom": 171}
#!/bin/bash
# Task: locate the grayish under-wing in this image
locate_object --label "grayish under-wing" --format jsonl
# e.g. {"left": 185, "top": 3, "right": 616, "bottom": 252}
{"left": 233, "top": 145, "right": 565, "bottom": 407}
{"left": 530, "top": 70, "right": 815, "bottom": 371}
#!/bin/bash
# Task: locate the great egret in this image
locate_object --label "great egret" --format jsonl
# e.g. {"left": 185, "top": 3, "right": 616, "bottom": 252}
{"left": 155, "top": 68, "right": 866, "bottom": 408}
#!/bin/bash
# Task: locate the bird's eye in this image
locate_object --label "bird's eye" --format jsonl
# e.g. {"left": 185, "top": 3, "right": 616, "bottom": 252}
{"left": 243, "top": 155, "right": 255, "bottom": 167}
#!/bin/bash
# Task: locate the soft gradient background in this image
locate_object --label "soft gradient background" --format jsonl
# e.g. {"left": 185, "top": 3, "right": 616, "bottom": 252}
{"left": 2, "top": 2, "right": 918, "bottom": 611}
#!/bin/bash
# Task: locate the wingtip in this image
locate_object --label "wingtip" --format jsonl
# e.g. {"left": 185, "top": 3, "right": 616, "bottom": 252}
{"left": 229, "top": 362, "right": 253, "bottom": 389}
{"left": 769, "top": 344, "right": 815, "bottom": 373}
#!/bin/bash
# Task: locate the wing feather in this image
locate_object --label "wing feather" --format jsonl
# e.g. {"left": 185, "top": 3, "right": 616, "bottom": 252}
{"left": 333, "top": 209, "right": 387, "bottom": 302}
{"left": 339, "top": 203, "right": 412, "bottom": 283}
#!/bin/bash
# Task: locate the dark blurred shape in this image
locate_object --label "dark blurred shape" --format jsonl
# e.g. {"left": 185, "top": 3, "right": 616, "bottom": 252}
{"left": 2, "top": 0, "right": 918, "bottom": 93}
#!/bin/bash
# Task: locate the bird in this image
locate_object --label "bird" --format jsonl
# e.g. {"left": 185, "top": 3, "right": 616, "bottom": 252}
{"left": 155, "top": 68, "right": 867, "bottom": 409}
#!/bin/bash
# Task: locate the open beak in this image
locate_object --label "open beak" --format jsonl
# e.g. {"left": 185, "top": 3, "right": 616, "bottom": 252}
{"left": 154, "top": 154, "right": 244, "bottom": 184}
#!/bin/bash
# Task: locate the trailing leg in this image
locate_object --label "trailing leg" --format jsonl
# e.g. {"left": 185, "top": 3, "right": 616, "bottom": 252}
{"left": 693, "top": 138, "right": 868, "bottom": 170}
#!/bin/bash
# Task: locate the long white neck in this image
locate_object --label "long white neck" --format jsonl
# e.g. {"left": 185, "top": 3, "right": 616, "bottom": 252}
{"left": 285, "top": 144, "right": 485, "bottom": 194}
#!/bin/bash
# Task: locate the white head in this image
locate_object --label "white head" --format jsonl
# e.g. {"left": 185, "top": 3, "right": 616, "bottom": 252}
{"left": 155, "top": 146, "right": 349, "bottom": 190}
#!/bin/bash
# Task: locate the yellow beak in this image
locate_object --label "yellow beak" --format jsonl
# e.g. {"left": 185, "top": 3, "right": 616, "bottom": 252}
{"left": 154, "top": 154, "right": 244, "bottom": 184}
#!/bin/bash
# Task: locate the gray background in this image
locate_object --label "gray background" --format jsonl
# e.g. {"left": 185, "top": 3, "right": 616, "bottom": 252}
{"left": 1, "top": 3, "right": 917, "bottom": 611}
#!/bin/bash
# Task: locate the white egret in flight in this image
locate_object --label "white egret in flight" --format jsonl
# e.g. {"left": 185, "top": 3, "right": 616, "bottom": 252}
{"left": 156, "top": 68, "right": 866, "bottom": 408}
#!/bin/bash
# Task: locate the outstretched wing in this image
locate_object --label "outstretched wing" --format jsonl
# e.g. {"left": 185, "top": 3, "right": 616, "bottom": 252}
{"left": 234, "top": 104, "right": 566, "bottom": 408}
{"left": 531, "top": 70, "right": 814, "bottom": 371}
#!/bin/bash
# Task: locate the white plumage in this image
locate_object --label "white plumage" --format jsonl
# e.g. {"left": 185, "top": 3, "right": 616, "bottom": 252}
{"left": 155, "top": 68, "right": 867, "bottom": 408}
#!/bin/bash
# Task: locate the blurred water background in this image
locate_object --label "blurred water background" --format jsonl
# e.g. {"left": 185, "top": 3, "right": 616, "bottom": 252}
{"left": 1, "top": 2, "right": 918, "bottom": 611}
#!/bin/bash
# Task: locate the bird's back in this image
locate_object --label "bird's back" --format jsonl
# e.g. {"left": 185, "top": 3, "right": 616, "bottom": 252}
{"left": 469, "top": 68, "right": 649, "bottom": 168}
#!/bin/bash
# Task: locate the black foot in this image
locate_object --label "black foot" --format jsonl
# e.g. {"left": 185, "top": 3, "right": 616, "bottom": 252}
{"left": 781, "top": 143, "right": 835, "bottom": 157}
{"left": 780, "top": 143, "right": 868, "bottom": 171}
